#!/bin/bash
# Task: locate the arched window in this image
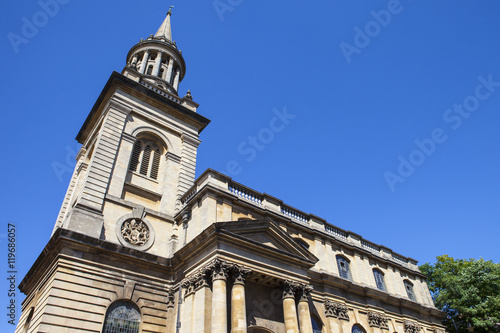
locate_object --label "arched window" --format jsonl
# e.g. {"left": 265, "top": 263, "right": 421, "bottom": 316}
{"left": 129, "top": 138, "right": 162, "bottom": 180}
{"left": 373, "top": 269, "right": 386, "bottom": 291}
{"left": 336, "top": 255, "right": 352, "bottom": 281}
{"left": 102, "top": 300, "right": 141, "bottom": 333}
{"left": 352, "top": 324, "right": 366, "bottom": 333}
{"left": 404, "top": 280, "right": 417, "bottom": 301}
{"left": 311, "top": 315, "right": 322, "bottom": 333}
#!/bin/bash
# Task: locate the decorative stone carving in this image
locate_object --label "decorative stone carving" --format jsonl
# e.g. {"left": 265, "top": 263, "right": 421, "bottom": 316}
{"left": 230, "top": 265, "right": 252, "bottom": 285}
{"left": 296, "top": 284, "right": 313, "bottom": 302}
{"left": 367, "top": 311, "right": 389, "bottom": 329}
{"left": 167, "top": 289, "right": 176, "bottom": 309}
{"left": 282, "top": 280, "right": 300, "bottom": 299}
{"left": 182, "top": 210, "right": 191, "bottom": 223}
{"left": 121, "top": 218, "right": 149, "bottom": 246}
{"left": 181, "top": 272, "right": 211, "bottom": 298}
{"left": 115, "top": 207, "right": 155, "bottom": 250}
{"left": 324, "top": 301, "right": 350, "bottom": 320}
{"left": 404, "top": 320, "right": 421, "bottom": 333}
{"left": 281, "top": 280, "right": 312, "bottom": 301}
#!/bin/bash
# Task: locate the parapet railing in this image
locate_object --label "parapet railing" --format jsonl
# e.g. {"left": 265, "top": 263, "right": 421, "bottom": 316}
{"left": 179, "top": 170, "right": 417, "bottom": 268}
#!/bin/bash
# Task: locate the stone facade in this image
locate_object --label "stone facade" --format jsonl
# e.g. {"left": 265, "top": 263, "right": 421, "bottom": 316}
{"left": 16, "top": 10, "right": 446, "bottom": 333}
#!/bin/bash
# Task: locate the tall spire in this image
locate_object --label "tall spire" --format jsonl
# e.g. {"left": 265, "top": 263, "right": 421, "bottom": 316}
{"left": 154, "top": 6, "right": 173, "bottom": 42}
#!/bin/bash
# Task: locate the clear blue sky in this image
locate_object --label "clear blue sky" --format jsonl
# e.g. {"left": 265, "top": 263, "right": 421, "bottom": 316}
{"left": 2, "top": 0, "right": 500, "bottom": 330}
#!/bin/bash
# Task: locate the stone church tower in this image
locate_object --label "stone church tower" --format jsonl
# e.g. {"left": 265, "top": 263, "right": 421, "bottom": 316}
{"left": 16, "top": 9, "right": 446, "bottom": 333}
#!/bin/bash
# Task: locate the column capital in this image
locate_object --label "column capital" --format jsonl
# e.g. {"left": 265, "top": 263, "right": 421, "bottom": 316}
{"left": 203, "top": 258, "right": 230, "bottom": 282}
{"left": 324, "top": 301, "right": 349, "bottom": 320}
{"left": 296, "top": 284, "right": 313, "bottom": 302}
{"left": 230, "top": 265, "right": 252, "bottom": 285}
{"left": 282, "top": 280, "right": 300, "bottom": 299}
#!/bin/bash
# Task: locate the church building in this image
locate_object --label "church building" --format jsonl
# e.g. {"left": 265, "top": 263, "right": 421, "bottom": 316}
{"left": 16, "top": 9, "right": 446, "bottom": 333}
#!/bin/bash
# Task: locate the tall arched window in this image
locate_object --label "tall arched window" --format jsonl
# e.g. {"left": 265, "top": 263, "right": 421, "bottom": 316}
{"left": 373, "top": 269, "right": 386, "bottom": 291}
{"left": 404, "top": 280, "right": 417, "bottom": 301}
{"left": 336, "top": 255, "right": 352, "bottom": 281}
{"left": 352, "top": 324, "right": 366, "bottom": 333}
{"left": 102, "top": 300, "right": 141, "bottom": 333}
{"left": 311, "top": 315, "right": 322, "bottom": 333}
{"left": 129, "top": 138, "right": 162, "bottom": 180}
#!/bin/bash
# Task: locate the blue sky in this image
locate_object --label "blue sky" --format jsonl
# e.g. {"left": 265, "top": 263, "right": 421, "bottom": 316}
{"left": 2, "top": 0, "right": 500, "bottom": 329}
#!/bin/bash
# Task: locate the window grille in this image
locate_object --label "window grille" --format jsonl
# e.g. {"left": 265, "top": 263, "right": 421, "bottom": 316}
{"left": 102, "top": 301, "right": 141, "bottom": 333}
{"left": 336, "top": 256, "right": 352, "bottom": 281}
{"left": 373, "top": 269, "right": 386, "bottom": 291}
{"left": 128, "top": 138, "right": 162, "bottom": 180}
{"left": 404, "top": 280, "right": 417, "bottom": 301}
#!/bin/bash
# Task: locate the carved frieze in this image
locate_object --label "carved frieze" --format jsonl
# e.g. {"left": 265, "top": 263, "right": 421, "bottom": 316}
{"left": 367, "top": 311, "right": 389, "bottom": 329}
{"left": 325, "top": 301, "right": 349, "bottom": 320}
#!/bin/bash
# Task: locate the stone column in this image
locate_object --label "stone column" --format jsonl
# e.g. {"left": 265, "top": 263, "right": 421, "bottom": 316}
{"left": 173, "top": 68, "right": 180, "bottom": 91}
{"left": 153, "top": 52, "right": 163, "bottom": 77}
{"left": 231, "top": 266, "right": 252, "bottom": 333}
{"left": 139, "top": 50, "right": 150, "bottom": 74}
{"left": 166, "top": 57, "right": 174, "bottom": 82}
{"left": 210, "top": 259, "right": 229, "bottom": 333}
{"left": 193, "top": 273, "right": 212, "bottom": 333}
{"left": 282, "top": 280, "right": 300, "bottom": 333}
{"left": 130, "top": 54, "right": 139, "bottom": 68}
{"left": 297, "top": 285, "right": 313, "bottom": 333}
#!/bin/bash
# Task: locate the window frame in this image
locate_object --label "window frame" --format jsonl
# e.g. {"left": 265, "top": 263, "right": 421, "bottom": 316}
{"left": 102, "top": 300, "right": 141, "bottom": 333}
{"left": 373, "top": 269, "right": 386, "bottom": 291}
{"left": 336, "top": 255, "right": 352, "bottom": 281}
{"left": 128, "top": 137, "right": 163, "bottom": 181}
{"left": 404, "top": 280, "right": 417, "bottom": 302}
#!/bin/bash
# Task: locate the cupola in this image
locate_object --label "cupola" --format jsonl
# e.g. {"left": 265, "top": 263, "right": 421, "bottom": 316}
{"left": 124, "top": 7, "right": 186, "bottom": 95}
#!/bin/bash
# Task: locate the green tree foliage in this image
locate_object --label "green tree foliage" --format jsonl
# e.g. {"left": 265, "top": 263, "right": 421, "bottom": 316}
{"left": 420, "top": 255, "right": 500, "bottom": 332}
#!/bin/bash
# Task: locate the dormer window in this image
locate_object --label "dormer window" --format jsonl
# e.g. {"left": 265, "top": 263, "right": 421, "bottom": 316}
{"left": 129, "top": 138, "right": 162, "bottom": 180}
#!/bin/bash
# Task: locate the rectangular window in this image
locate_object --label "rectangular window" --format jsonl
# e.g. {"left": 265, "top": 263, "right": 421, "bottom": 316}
{"left": 404, "top": 280, "right": 417, "bottom": 301}
{"left": 337, "top": 256, "right": 352, "bottom": 281}
{"left": 373, "top": 269, "right": 386, "bottom": 291}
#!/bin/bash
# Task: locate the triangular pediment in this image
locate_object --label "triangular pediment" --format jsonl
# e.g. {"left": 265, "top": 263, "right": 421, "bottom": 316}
{"left": 214, "top": 220, "right": 318, "bottom": 265}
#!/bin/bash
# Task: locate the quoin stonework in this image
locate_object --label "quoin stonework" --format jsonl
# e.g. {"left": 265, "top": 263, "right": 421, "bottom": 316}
{"left": 16, "top": 8, "right": 446, "bottom": 333}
